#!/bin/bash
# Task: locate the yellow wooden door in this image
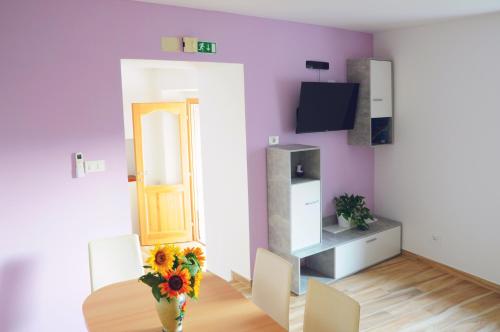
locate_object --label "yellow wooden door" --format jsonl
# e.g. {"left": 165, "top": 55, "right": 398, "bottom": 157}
{"left": 132, "top": 102, "right": 193, "bottom": 245}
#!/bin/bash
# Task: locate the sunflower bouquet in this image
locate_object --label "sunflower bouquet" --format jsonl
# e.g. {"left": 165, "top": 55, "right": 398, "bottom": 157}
{"left": 139, "top": 245, "right": 205, "bottom": 331}
{"left": 141, "top": 245, "right": 205, "bottom": 301}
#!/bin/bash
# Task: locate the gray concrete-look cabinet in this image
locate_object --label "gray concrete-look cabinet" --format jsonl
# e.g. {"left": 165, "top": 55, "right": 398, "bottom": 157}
{"left": 267, "top": 144, "right": 321, "bottom": 255}
{"left": 347, "top": 59, "right": 393, "bottom": 146}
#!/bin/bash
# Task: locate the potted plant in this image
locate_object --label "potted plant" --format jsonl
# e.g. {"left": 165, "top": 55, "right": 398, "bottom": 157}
{"left": 140, "top": 245, "right": 205, "bottom": 332}
{"left": 334, "top": 193, "right": 373, "bottom": 231}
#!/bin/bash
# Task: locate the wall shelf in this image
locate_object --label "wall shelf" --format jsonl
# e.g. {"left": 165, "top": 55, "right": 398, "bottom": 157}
{"left": 347, "top": 59, "right": 393, "bottom": 146}
{"left": 291, "top": 177, "right": 318, "bottom": 185}
{"left": 299, "top": 266, "right": 335, "bottom": 291}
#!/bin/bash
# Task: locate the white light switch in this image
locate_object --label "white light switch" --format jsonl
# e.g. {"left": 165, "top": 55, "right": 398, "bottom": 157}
{"left": 268, "top": 136, "right": 279, "bottom": 145}
{"left": 85, "top": 160, "right": 106, "bottom": 173}
{"left": 96, "top": 160, "right": 106, "bottom": 172}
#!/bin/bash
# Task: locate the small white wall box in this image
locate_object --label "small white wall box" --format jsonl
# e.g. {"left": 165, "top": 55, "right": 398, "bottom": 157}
{"left": 183, "top": 37, "right": 198, "bottom": 53}
{"left": 161, "top": 36, "right": 180, "bottom": 52}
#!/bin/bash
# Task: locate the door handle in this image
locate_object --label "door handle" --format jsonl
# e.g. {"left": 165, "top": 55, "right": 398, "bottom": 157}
{"left": 372, "top": 98, "right": 383, "bottom": 102}
{"left": 305, "top": 200, "right": 319, "bottom": 206}
{"left": 366, "top": 238, "right": 377, "bottom": 243}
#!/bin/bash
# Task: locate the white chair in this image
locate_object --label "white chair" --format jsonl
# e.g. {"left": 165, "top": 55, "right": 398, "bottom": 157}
{"left": 303, "top": 279, "right": 360, "bottom": 332}
{"left": 88, "top": 234, "right": 144, "bottom": 292}
{"left": 252, "top": 248, "right": 292, "bottom": 330}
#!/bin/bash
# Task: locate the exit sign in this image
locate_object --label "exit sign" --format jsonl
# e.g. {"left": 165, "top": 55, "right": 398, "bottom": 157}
{"left": 197, "top": 41, "right": 216, "bottom": 54}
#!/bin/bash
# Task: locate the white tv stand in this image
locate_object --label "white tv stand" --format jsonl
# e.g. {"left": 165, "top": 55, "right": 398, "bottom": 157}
{"left": 291, "top": 216, "right": 401, "bottom": 294}
{"left": 267, "top": 144, "right": 402, "bottom": 295}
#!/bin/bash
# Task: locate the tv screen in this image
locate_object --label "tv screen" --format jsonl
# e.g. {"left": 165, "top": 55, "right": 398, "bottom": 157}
{"left": 296, "top": 82, "right": 360, "bottom": 133}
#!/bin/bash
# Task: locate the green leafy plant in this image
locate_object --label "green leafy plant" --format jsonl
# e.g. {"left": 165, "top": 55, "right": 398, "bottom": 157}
{"left": 334, "top": 193, "right": 373, "bottom": 230}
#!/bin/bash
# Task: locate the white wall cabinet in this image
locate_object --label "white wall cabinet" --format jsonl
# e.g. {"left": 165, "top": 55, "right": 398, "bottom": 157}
{"left": 348, "top": 59, "right": 393, "bottom": 145}
{"left": 370, "top": 60, "right": 393, "bottom": 118}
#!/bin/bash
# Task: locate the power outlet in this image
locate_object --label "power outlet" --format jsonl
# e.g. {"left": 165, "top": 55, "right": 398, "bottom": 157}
{"left": 268, "top": 136, "right": 279, "bottom": 145}
{"left": 431, "top": 234, "right": 442, "bottom": 247}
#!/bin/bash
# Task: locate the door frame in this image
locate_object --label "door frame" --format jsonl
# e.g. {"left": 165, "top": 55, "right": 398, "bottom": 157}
{"left": 186, "top": 98, "right": 201, "bottom": 243}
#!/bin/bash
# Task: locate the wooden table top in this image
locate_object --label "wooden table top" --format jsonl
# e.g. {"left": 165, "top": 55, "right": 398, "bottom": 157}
{"left": 83, "top": 272, "right": 286, "bottom": 332}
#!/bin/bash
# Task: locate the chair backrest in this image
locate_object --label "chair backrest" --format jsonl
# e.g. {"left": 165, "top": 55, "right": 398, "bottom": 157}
{"left": 88, "top": 234, "right": 144, "bottom": 292}
{"left": 252, "top": 248, "right": 292, "bottom": 330}
{"left": 304, "top": 279, "right": 360, "bottom": 332}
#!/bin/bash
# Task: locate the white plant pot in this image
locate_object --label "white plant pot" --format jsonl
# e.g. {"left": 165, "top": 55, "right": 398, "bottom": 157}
{"left": 337, "top": 214, "right": 352, "bottom": 229}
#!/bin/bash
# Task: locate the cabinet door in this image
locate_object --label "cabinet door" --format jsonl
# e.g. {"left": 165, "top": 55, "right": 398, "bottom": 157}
{"left": 290, "top": 181, "right": 321, "bottom": 252}
{"left": 370, "top": 60, "right": 392, "bottom": 118}
{"left": 335, "top": 226, "right": 401, "bottom": 279}
{"left": 335, "top": 236, "right": 370, "bottom": 279}
{"left": 364, "top": 226, "right": 401, "bottom": 266}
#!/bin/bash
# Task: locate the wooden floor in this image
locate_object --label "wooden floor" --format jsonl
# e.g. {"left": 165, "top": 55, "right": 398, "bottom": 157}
{"left": 230, "top": 255, "right": 500, "bottom": 332}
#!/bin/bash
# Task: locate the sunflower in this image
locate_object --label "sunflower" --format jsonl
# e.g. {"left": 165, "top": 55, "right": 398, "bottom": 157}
{"left": 183, "top": 247, "right": 205, "bottom": 267}
{"left": 159, "top": 266, "right": 192, "bottom": 298}
{"left": 146, "top": 245, "right": 174, "bottom": 274}
{"left": 192, "top": 271, "right": 203, "bottom": 298}
{"left": 167, "top": 244, "right": 185, "bottom": 265}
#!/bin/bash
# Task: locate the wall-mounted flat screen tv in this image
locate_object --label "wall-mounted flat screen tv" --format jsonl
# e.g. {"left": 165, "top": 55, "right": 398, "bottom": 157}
{"left": 296, "top": 82, "right": 360, "bottom": 133}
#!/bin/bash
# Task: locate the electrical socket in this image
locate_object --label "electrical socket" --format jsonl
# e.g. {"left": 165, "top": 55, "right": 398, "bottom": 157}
{"left": 268, "top": 136, "right": 279, "bottom": 145}
{"left": 431, "top": 234, "right": 442, "bottom": 247}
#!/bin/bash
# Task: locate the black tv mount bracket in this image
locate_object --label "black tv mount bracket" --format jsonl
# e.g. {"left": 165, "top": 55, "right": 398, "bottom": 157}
{"left": 306, "top": 61, "right": 330, "bottom": 82}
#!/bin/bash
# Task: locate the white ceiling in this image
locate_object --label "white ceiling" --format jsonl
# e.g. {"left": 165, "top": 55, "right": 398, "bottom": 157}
{"left": 135, "top": 0, "right": 500, "bottom": 32}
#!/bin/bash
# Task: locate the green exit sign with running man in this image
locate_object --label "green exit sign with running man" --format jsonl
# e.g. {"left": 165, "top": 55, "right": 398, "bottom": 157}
{"left": 197, "top": 41, "right": 216, "bottom": 54}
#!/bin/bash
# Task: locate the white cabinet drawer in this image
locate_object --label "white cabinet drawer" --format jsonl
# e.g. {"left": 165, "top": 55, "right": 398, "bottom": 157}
{"left": 370, "top": 60, "right": 392, "bottom": 118}
{"left": 335, "top": 226, "right": 401, "bottom": 279}
{"left": 290, "top": 180, "right": 321, "bottom": 252}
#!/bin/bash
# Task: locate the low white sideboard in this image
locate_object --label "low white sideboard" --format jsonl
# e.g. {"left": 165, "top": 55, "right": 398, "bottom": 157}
{"left": 334, "top": 223, "right": 401, "bottom": 279}
{"left": 285, "top": 216, "right": 402, "bottom": 295}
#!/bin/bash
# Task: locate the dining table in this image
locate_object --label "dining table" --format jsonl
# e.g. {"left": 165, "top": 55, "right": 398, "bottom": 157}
{"left": 83, "top": 272, "right": 286, "bottom": 332}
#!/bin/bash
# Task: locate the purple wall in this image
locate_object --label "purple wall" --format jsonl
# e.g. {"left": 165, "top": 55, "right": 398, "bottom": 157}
{"left": 0, "top": 0, "right": 373, "bottom": 330}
